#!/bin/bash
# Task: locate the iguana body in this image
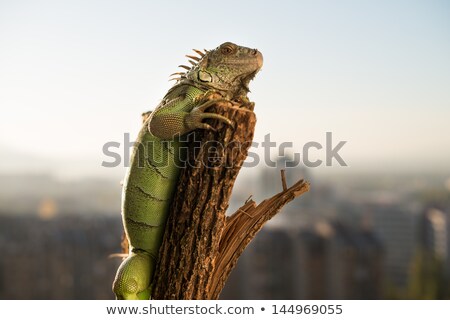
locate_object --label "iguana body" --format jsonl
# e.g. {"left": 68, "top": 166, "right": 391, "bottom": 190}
{"left": 112, "top": 42, "right": 263, "bottom": 299}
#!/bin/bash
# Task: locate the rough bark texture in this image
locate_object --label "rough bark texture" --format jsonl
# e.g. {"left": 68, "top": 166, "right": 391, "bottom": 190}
{"left": 150, "top": 100, "right": 310, "bottom": 299}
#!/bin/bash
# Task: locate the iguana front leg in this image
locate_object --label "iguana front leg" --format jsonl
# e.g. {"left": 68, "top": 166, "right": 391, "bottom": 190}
{"left": 148, "top": 97, "right": 233, "bottom": 139}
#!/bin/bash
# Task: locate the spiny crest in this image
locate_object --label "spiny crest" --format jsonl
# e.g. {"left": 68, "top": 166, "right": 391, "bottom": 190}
{"left": 168, "top": 48, "right": 208, "bottom": 82}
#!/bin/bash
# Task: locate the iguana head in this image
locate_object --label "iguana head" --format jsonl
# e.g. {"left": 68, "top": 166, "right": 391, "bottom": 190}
{"left": 172, "top": 42, "right": 263, "bottom": 99}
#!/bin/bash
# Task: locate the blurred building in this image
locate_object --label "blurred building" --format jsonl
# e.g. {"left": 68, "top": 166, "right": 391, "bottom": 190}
{"left": 297, "top": 222, "right": 383, "bottom": 299}
{"left": 419, "top": 208, "right": 448, "bottom": 261}
{"left": 368, "top": 203, "right": 419, "bottom": 289}
{"left": 447, "top": 208, "right": 450, "bottom": 275}
{"left": 407, "top": 207, "right": 450, "bottom": 299}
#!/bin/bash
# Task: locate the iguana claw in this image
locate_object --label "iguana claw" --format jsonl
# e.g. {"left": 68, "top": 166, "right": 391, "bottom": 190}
{"left": 186, "top": 99, "right": 234, "bottom": 131}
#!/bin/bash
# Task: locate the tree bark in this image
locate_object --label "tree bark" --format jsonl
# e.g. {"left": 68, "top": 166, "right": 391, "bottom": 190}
{"left": 151, "top": 99, "right": 310, "bottom": 299}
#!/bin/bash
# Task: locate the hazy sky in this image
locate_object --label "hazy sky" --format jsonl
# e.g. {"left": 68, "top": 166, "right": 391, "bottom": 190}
{"left": 0, "top": 0, "right": 449, "bottom": 179}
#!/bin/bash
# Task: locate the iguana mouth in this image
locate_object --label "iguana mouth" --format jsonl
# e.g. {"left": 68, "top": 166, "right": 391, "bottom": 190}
{"left": 241, "top": 50, "right": 263, "bottom": 92}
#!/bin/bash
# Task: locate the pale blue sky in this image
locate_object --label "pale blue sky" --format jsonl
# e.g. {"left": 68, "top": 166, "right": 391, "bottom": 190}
{"left": 0, "top": 0, "right": 449, "bottom": 179}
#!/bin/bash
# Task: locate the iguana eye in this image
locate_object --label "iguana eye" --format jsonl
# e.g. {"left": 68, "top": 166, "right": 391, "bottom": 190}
{"left": 221, "top": 45, "right": 234, "bottom": 55}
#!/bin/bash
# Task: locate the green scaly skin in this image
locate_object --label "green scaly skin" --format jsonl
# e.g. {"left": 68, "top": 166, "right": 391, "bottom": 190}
{"left": 112, "top": 42, "right": 263, "bottom": 300}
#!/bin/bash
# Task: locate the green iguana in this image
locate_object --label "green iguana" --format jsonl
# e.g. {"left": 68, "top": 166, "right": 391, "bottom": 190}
{"left": 112, "top": 42, "right": 263, "bottom": 300}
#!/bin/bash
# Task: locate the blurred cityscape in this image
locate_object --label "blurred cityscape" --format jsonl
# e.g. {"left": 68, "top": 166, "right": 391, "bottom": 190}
{"left": 1, "top": 161, "right": 449, "bottom": 299}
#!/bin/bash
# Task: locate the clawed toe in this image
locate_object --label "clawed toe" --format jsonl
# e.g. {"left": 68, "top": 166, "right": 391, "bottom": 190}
{"left": 197, "top": 123, "right": 217, "bottom": 131}
{"left": 200, "top": 112, "right": 233, "bottom": 126}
